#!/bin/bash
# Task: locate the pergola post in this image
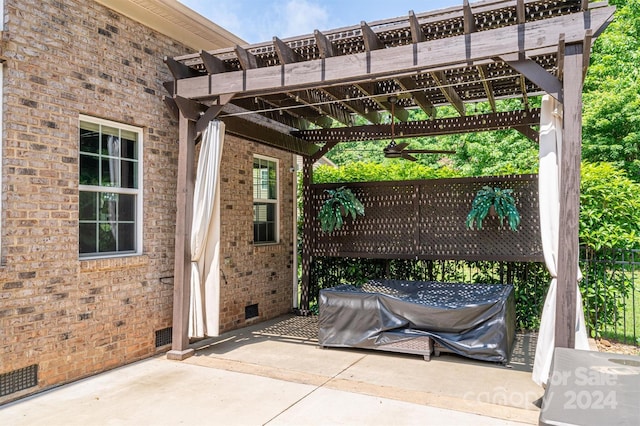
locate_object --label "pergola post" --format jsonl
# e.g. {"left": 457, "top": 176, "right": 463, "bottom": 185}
{"left": 167, "top": 111, "right": 196, "bottom": 360}
{"left": 300, "top": 156, "right": 314, "bottom": 312}
{"left": 555, "top": 42, "right": 584, "bottom": 348}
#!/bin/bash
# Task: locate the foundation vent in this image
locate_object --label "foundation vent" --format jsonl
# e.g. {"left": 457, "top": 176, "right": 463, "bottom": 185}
{"left": 0, "top": 364, "right": 38, "bottom": 397}
{"left": 245, "top": 303, "right": 259, "bottom": 320}
{"left": 155, "top": 327, "right": 172, "bottom": 347}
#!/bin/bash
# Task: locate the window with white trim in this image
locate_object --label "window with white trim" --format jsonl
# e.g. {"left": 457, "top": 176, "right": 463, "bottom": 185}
{"left": 253, "top": 156, "right": 278, "bottom": 244}
{"left": 78, "top": 116, "right": 143, "bottom": 257}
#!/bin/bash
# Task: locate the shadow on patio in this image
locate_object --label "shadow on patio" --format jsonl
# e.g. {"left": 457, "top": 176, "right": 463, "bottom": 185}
{"left": 187, "top": 314, "right": 543, "bottom": 424}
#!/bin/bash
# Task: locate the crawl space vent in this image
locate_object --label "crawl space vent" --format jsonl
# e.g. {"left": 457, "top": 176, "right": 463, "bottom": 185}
{"left": 0, "top": 364, "right": 38, "bottom": 397}
{"left": 245, "top": 303, "right": 259, "bottom": 320}
{"left": 155, "top": 327, "right": 172, "bottom": 347}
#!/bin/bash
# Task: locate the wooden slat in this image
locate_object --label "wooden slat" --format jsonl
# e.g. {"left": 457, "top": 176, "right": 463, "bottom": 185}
{"left": 355, "top": 82, "right": 409, "bottom": 122}
{"left": 396, "top": 77, "right": 436, "bottom": 118}
{"left": 320, "top": 86, "right": 381, "bottom": 124}
{"left": 477, "top": 65, "right": 496, "bottom": 112}
{"left": 289, "top": 90, "right": 352, "bottom": 126}
{"left": 556, "top": 42, "right": 583, "bottom": 349}
{"left": 175, "top": 7, "right": 615, "bottom": 100}
{"left": 431, "top": 71, "right": 465, "bottom": 116}
{"left": 292, "top": 109, "right": 540, "bottom": 142}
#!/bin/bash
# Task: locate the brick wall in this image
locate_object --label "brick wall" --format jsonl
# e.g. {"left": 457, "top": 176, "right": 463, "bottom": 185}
{"left": 0, "top": 0, "right": 295, "bottom": 403}
{"left": 218, "top": 136, "right": 295, "bottom": 333}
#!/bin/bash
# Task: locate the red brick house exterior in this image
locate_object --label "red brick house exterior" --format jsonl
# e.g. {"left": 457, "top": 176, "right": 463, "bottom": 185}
{"left": 0, "top": 0, "right": 296, "bottom": 403}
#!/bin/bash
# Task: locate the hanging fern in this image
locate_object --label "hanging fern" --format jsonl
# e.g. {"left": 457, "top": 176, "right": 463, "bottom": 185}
{"left": 318, "top": 186, "right": 365, "bottom": 233}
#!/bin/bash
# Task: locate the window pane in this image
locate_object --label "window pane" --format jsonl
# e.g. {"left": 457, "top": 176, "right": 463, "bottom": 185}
{"left": 79, "top": 154, "right": 99, "bottom": 185}
{"left": 79, "top": 192, "right": 97, "bottom": 221}
{"left": 253, "top": 203, "right": 276, "bottom": 243}
{"left": 80, "top": 123, "right": 99, "bottom": 154}
{"left": 101, "top": 158, "right": 118, "bottom": 187}
{"left": 79, "top": 223, "right": 97, "bottom": 254}
{"left": 121, "top": 134, "right": 137, "bottom": 159}
{"left": 99, "top": 193, "right": 117, "bottom": 222}
{"left": 98, "top": 223, "right": 117, "bottom": 252}
{"left": 118, "top": 223, "right": 135, "bottom": 251}
{"left": 120, "top": 160, "right": 137, "bottom": 189}
{"left": 118, "top": 194, "right": 135, "bottom": 222}
{"left": 101, "top": 129, "right": 119, "bottom": 156}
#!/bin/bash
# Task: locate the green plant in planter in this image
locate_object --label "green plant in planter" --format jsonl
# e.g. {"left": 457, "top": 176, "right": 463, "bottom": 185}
{"left": 318, "top": 186, "right": 365, "bottom": 233}
{"left": 466, "top": 186, "right": 521, "bottom": 231}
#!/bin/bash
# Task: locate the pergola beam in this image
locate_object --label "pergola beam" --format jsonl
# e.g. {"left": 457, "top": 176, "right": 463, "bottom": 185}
{"left": 431, "top": 71, "right": 465, "bottom": 116}
{"left": 292, "top": 109, "right": 540, "bottom": 143}
{"left": 175, "top": 7, "right": 614, "bottom": 101}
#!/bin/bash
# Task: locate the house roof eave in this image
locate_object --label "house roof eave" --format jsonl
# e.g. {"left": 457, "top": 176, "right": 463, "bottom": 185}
{"left": 95, "top": 0, "right": 245, "bottom": 51}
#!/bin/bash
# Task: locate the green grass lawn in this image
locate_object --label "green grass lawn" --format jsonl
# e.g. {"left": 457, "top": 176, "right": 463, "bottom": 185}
{"left": 600, "top": 272, "right": 640, "bottom": 346}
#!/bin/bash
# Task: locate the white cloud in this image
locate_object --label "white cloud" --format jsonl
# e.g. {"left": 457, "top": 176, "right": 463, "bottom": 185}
{"left": 282, "top": 0, "right": 330, "bottom": 38}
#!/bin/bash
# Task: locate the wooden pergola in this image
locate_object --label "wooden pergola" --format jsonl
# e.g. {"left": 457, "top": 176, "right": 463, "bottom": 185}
{"left": 163, "top": 0, "right": 615, "bottom": 360}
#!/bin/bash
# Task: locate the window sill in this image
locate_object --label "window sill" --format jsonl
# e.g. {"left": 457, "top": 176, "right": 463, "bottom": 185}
{"left": 80, "top": 253, "right": 149, "bottom": 272}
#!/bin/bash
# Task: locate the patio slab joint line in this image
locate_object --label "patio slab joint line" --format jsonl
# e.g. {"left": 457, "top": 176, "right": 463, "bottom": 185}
{"left": 263, "top": 353, "right": 368, "bottom": 425}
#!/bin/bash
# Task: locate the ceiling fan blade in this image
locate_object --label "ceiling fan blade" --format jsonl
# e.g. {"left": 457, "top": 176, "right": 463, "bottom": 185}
{"left": 405, "top": 149, "right": 457, "bottom": 155}
{"left": 395, "top": 142, "right": 410, "bottom": 151}
{"left": 401, "top": 152, "right": 418, "bottom": 161}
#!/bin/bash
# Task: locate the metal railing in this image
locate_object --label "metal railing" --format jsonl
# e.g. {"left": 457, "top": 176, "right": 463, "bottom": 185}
{"left": 308, "top": 248, "right": 640, "bottom": 346}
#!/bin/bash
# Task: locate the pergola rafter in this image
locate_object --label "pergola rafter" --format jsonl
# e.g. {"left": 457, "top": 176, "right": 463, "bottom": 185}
{"left": 163, "top": 0, "right": 615, "bottom": 360}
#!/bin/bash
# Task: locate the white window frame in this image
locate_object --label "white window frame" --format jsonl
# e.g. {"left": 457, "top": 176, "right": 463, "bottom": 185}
{"left": 253, "top": 155, "right": 279, "bottom": 244}
{"left": 78, "top": 115, "right": 143, "bottom": 258}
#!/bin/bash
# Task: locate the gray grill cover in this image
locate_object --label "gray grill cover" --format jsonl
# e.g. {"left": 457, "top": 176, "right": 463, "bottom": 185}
{"left": 318, "top": 279, "right": 516, "bottom": 363}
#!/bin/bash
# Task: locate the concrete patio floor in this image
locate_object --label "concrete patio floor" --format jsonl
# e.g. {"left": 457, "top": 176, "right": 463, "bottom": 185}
{"left": 0, "top": 315, "right": 546, "bottom": 425}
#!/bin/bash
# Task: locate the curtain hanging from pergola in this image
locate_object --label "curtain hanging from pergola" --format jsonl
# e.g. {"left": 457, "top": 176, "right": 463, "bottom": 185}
{"left": 532, "top": 95, "right": 589, "bottom": 386}
{"left": 189, "top": 120, "right": 225, "bottom": 338}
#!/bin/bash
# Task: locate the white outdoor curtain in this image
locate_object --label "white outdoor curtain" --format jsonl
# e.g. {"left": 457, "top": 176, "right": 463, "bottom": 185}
{"left": 532, "top": 95, "right": 589, "bottom": 386}
{"left": 189, "top": 120, "right": 225, "bottom": 338}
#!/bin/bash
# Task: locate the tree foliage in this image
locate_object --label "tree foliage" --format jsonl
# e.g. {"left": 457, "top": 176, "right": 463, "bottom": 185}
{"left": 582, "top": 0, "right": 640, "bottom": 180}
{"left": 579, "top": 162, "right": 640, "bottom": 250}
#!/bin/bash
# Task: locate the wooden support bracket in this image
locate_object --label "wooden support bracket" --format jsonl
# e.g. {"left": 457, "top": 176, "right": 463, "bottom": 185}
{"left": 200, "top": 50, "right": 226, "bottom": 74}
{"left": 314, "top": 30, "right": 336, "bottom": 58}
{"left": 501, "top": 53, "right": 563, "bottom": 102}
{"left": 408, "top": 10, "right": 425, "bottom": 43}
{"left": 274, "top": 37, "right": 304, "bottom": 64}
{"left": 164, "top": 56, "right": 201, "bottom": 80}
{"left": 361, "top": 21, "right": 384, "bottom": 51}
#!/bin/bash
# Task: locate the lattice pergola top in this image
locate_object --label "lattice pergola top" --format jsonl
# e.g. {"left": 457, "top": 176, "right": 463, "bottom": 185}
{"left": 164, "top": 0, "right": 614, "bottom": 156}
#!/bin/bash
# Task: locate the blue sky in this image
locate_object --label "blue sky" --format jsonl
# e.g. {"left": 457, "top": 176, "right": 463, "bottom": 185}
{"left": 179, "top": 0, "right": 464, "bottom": 44}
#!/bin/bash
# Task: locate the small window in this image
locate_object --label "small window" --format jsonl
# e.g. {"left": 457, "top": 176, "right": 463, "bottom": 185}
{"left": 253, "top": 156, "right": 278, "bottom": 244}
{"left": 79, "top": 116, "right": 143, "bottom": 258}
